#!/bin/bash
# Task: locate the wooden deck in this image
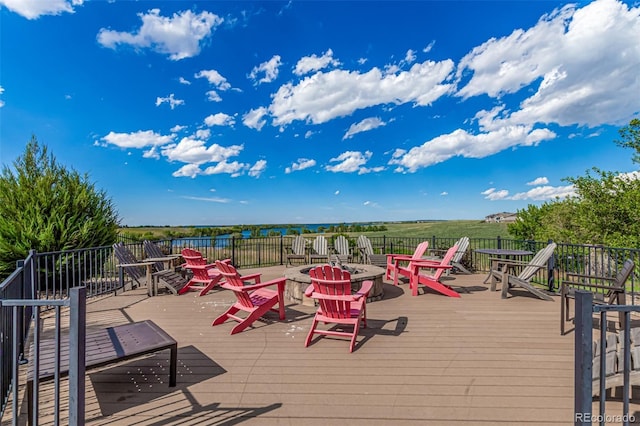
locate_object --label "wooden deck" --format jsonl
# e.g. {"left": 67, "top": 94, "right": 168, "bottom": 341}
{"left": 8, "top": 266, "right": 640, "bottom": 425}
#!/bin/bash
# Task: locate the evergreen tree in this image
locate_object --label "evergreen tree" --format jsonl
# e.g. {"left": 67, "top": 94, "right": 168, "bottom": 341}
{"left": 0, "top": 137, "right": 120, "bottom": 278}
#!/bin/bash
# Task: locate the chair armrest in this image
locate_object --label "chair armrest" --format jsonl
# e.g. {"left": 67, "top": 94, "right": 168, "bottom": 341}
{"left": 566, "top": 273, "right": 615, "bottom": 281}
{"left": 224, "top": 277, "right": 285, "bottom": 292}
{"left": 561, "top": 280, "right": 623, "bottom": 292}
{"left": 238, "top": 272, "right": 262, "bottom": 285}
{"left": 355, "top": 280, "right": 374, "bottom": 299}
{"left": 117, "top": 262, "right": 155, "bottom": 268}
{"left": 388, "top": 254, "right": 416, "bottom": 262}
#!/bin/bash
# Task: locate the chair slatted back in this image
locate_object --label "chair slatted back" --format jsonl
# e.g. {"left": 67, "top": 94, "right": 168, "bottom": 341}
{"left": 357, "top": 235, "right": 374, "bottom": 256}
{"left": 113, "top": 243, "right": 145, "bottom": 282}
{"left": 182, "top": 248, "right": 207, "bottom": 266}
{"left": 334, "top": 236, "right": 351, "bottom": 257}
{"left": 607, "top": 259, "right": 635, "bottom": 302}
{"left": 407, "top": 241, "right": 430, "bottom": 266}
{"left": 519, "top": 242, "right": 557, "bottom": 281}
{"left": 313, "top": 236, "right": 329, "bottom": 256}
{"left": 143, "top": 240, "right": 170, "bottom": 271}
{"left": 215, "top": 261, "right": 255, "bottom": 309}
{"left": 431, "top": 245, "right": 459, "bottom": 281}
{"left": 452, "top": 237, "right": 469, "bottom": 263}
{"left": 291, "top": 235, "right": 306, "bottom": 256}
{"left": 308, "top": 265, "right": 353, "bottom": 320}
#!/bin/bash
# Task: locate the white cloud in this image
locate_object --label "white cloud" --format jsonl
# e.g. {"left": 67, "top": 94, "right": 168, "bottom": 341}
{"left": 204, "top": 112, "right": 235, "bottom": 127}
{"left": 423, "top": 41, "right": 435, "bottom": 53}
{"left": 248, "top": 159, "right": 267, "bottom": 177}
{"left": 100, "top": 130, "right": 174, "bottom": 149}
{"left": 195, "top": 129, "right": 210, "bottom": 140}
{"left": 172, "top": 164, "right": 201, "bottom": 178}
{"left": 482, "top": 188, "right": 510, "bottom": 200}
{"left": 248, "top": 55, "right": 282, "bottom": 85}
{"left": 304, "top": 130, "right": 314, "bottom": 139}
{"left": 242, "top": 107, "right": 268, "bottom": 130}
{"left": 285, "top": 158, "right": 316, "bottom": 173}
{"left": 206, "top": 90, "right": 222, "bottom": 102}
{"left": 161, "top": 137, "right": 243, "bottom": 165}
{"left": 510, "top": 185, "right": 576, "bottom": 200}
{"left": 294, "top": 49, "right": 340, "bottom": 76}
{"left": 482, "top": 184, "right": 576, "bottom": 201}
{"left": 155, "top": 93, "right": 185, "bottom": 109}
{"left": 178, "top": 77, "right": 191, "bottom": 85}
{"left": 182, "top": 196, "right": 230, "bottom": 203}
{"left": 456, "top": 0, "right": 640, "bottom": 127}
{"left": 195, "top": 69, "right": 231, "bottom": 90}
{"left": 97, "top": 9, "right": 222, "bottom": 60}
{"left": 170, "top": 124, "right": 186, "bottom": 133}
{"left": 440, "top": 192, "right": 448, "bottom": 196}
{"left": 270, "top": 59, "right": 455, "bottom": 126}
{"left": 326, "top": 151, "right": 373, "bottom": 174}
{"left": 0, "top": 0, "right": 82, "bottom": 20}
{"left": 202, "top": 161, "right": 247, "bottom": 177}
{"left": 334, "top": 190, "right": 340, "bottom": 195}
{"left": 389, "top": 125, "right": 556, "bottom": 172}
{"left": 343, "top": 117, "right": 386, "bottom": 140}
{"left": 527, "top": 177, "right": 549, "bottom": 186}
{"left": 0, "top": 85, "right": 4, "bottom": 108}
{"left": 404, "top": 49, "right": 416, "bottom": 64}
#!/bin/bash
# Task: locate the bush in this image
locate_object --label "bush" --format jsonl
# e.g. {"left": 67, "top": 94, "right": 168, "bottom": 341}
{"left": 0, "top": 137, "right": 120, "bottom": 279}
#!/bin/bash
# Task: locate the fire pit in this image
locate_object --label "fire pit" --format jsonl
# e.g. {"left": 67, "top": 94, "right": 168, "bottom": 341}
{"left": 284, "top": 263, "right": 386, "bottom": 306}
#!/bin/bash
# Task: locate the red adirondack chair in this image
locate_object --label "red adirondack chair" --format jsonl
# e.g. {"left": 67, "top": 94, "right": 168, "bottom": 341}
{"left": 385, "top": 241, "right": 430, "bottom": 286}
{"left": 304, "top": 265, "right": 373, "bottom": 352}
{"left": 212, "top": 260, "right": 286, "bottom": 334}
{"left": 409, "top": 244, "right": 460, "bottom": 298}
{"left": 180, "top": 248, "right": 229, "bottom": 296}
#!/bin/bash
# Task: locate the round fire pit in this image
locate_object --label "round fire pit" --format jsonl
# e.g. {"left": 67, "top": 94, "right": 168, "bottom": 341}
{"left": 284, "top": 263, "right": 386, "bottom": 306}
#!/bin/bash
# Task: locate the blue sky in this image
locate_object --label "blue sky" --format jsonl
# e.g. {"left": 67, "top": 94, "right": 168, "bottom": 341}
{"left": 0, "top": 0, "right": 639, "bottom": 226}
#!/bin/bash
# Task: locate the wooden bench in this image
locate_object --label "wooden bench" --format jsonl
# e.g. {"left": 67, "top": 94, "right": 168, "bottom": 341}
{"left": 27, "top": 320, "right": 177, "bottom": 422}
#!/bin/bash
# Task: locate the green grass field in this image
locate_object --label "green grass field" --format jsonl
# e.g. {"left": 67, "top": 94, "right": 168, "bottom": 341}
{"left": 119, "top": 220, "right": 510, "bottom": 240}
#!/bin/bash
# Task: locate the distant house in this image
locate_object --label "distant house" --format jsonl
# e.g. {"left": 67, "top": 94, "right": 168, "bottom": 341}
{"left": 484, "top": 212, "right": 518, "bottom": 223}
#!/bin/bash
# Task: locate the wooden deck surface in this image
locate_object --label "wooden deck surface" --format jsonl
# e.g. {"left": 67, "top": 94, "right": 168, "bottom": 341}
{"left": 8, "top": 266, "right": 640, "bottom": 425}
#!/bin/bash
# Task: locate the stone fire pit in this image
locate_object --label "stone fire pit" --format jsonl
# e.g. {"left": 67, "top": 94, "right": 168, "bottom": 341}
{"left": 284, "top": 263, "right": 386, "bottom": 306}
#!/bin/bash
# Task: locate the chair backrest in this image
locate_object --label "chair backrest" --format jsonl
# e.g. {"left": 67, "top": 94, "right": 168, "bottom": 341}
{"left": 143, "top": 240, "right": 170, "bottom": 271}
{"left": 182, "top": 248, "right": 207, "bottom": 266}
{"left": 519, "top": 242, "right": 557, "bottom": 281}
{"left": 357, "top": 235, "right": 374, "bottom": 256}
{"left": 313, "top": 235, "right": 328, "bottom": 255}
{"left": 308, "top": 265, "right": 353, "bottom": 320}
{"left": 431, "top": 244, "right": 458, "bottom": 280}
{"left": 113, "top": 242, "right": 145, "bottom": 281}
{"left": 290, "top": 235, "right": 306, "bottom": 256}
{"left": 452, "top": 237, "right": 469, "bottom": 263}
{"left": 410, "top": 241, "right": 430, "bottom": 262}
{"left": 215, "top": 260, "right": 255, "bottom": 308}
{"left": 606, "top": 259, "right": 635, "bottom": 302}
{"left": 334, "top": 236, "right": 351, "bottom": 256}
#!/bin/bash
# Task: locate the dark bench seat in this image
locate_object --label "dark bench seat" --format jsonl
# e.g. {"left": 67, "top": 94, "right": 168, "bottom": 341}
{"left": 27, "top": 320, "right": 177, "bottom": 422}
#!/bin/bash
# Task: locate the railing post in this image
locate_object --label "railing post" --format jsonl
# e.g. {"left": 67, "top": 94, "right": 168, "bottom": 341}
{"left": 68, "top": 287, "right": 86, "bottom": 426}
{"left": 574, "top": 290, "right": 593, "bottom": 425}
{"left": 280, "top": 235, "right": 284, "bottom": 266}
{"left": 497, "top": 236, "right": 502, "bottom": 250}
{"left": 231, "top": 236, "right": 236, "bottom": 267}
{"left": 547, "top": 239, "right": 556, "bottom": 291}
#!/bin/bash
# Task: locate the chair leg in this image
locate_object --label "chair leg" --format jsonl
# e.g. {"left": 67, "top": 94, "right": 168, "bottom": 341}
{"left": 212, "top": 306, "right": 239, "bottom": 326}
{"left": 305, "top": 318, "right": 319, "bottom": 347}
{"left": 198, "top": 275, "right": 222, "bottom": 297}
{"left": 350, "top": 321, "right": 361, "bottom": 353}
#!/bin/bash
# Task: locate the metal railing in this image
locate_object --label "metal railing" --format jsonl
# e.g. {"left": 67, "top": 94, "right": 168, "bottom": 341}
{"left": 574, "top": 291, "right": 640, "bottom": 426}
{"left": 1, "top": 287, "right": 86, "bottom": 425}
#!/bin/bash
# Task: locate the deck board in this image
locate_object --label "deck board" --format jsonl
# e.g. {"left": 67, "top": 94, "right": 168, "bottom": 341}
{"left": 7, "top": 266, "right": 640, "bottom": 425}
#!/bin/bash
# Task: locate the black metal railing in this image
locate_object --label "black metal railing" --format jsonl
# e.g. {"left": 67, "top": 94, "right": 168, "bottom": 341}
{"left": 574, "top": 291, "right": 640, "bottom": 426}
